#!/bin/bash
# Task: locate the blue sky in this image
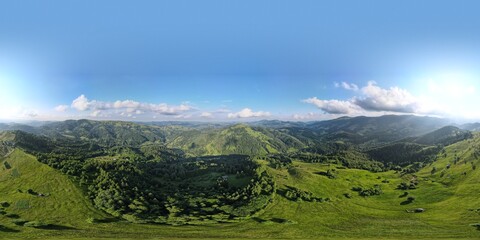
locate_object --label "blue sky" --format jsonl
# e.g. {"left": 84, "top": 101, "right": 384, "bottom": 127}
{"left": 1, "top": 0, "right": 480, "bottom": 121}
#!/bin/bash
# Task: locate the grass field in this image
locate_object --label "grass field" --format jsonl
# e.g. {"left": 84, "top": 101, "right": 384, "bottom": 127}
{"left": 1, "top": 136, "right": 480, "bottom": 239}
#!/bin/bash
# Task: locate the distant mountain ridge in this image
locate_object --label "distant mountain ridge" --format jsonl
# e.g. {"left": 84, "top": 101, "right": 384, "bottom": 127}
{"left": 0, "top": 115, "right": 468, "bottom": 158}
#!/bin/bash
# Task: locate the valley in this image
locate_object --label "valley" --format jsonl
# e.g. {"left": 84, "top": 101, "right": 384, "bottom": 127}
{"left": 0, "top": 115, "right": 479, "bottom": 239}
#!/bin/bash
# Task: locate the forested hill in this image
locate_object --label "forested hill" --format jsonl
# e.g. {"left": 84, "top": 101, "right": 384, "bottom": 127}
{"left": 1, "top": 115, "right": 479, "bottom": 238}
{"left": 0, "top": 115, "right": 466, "bottom": 158}
{"left": 303, "top": 115, "right": 450, "bottom": 146}
{"left": 166, "top": 124, "right": 306, "bottom": 156}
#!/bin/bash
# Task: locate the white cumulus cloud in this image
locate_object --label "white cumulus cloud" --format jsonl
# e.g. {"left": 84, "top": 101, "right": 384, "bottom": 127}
{"left": 54, "top": 105, "right": 69, "bottom": 112}
{"left": 227, "top": 108, "right": 271, "bottom": 118}
{"left": 302, "top": 97, "right": 360, "bottom": 114}
{"left": 335, "top": 81, "right": 359, "bottom": 91}
{"left": 68, "top": 95, "right": 193, "bottom": 116}
{"left": 200, "top": 112, "right": 213, "bottom": 118}
{"left": 71, "top": 95, "right": 91, "bottom": 111}
{"left": 354, "top": 81, "right": 419, "bottom": 113}
{"left": 305, "top": 81, "right": 447, "bottom": 116}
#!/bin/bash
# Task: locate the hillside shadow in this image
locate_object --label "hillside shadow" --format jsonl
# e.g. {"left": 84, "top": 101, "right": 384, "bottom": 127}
{"left": 251, "top": 217, "right": 267, "bottom": 223}
{"left": 270, "top": 218, "right": 289, "bottom": 224}
{"left": 314, "top": 171, "right": 329, "bottom": 177}
{"left": 95, "top": 217, "right": 120, "bottom": 223}
{"left": 400, "top": 200, "right": 414, "bottom": 205}
{"left": 398, "top": 192, "right": 409, "bottom": 198}
{"left": 251, "top": 217, "right": 293, "bottom": 225}
{"left": 35, "top": 224, "right": 77, "bottom": 230}
{"left": 0, "top": 225, "right": 20, "bottom": 232}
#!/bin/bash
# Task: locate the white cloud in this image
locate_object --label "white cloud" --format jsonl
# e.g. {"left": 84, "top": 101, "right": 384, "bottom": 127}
{"left": 90, "top": 110, "right": 102, "bottom": 117}
{"left": 113, "top": 100, "right": 140, "bottom": 109}
{"left": 68, "top": 95, "right": 193, "bottom": 116}
{"left": 335, "top": 81, "right": 359, "bottom": 91}
{"left": 71, "top": 94, "right": 91, "bottom": 111}
{"left": 354, "top": 81, "right": 419, "bottom": 113}
{"left": 200, "top": 112, "right": 213, "bottom": 118}
{"left": 54, "top": 105, "right": 69, "bottom": 112}
{"left": 293, "top": 112, "right": 316, "bottom": 120}
{"left": 25, "top": 110, "right": 38, "bottom": 118}
{"left": 227, "top": 108, "right": 271, "bottom": 118}
{"left": 305, "top": 81, "right": 445, "bottom": 116}
{"left": 303, "top": 97, "right": 360, "bottom": 114}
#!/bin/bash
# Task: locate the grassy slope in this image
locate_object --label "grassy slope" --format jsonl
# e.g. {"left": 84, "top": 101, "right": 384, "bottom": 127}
{"left": 1, "top": 135, "right": 480, "bottom": 239}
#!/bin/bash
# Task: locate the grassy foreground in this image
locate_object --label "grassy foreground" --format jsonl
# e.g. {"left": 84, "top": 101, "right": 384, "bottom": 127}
{"left": 1, "top": 136, "right": 480, "bottom": 239}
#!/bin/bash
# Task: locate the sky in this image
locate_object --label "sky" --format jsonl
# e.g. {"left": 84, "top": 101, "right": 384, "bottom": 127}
{"left": 1, "top": 0, "right": 480, "bottom": 122}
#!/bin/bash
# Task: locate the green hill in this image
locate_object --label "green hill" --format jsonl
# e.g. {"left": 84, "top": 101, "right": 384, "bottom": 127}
{"left": 0, "top": 149, "right": 110, "bottom": 237}
{"left": 39, "top": 119, "right": 168, "bottom": 147}
{"left": 414, "top": 126, "right": 473, "bottom": 146}
{"left": 1, "top": 117, "right": 480, "bottom": 239}
{"left": 306, "top": 115, "right": 450, "bottom": 147}
{"left": 167, "top": 124, "right": 306, "bottom": 156}
{"left": 1, "top": 135, "right": 480, "bottom": 239}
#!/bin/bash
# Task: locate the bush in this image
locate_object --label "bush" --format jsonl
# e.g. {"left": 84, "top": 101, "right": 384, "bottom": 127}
{"left": 359, "top": 185, "right": 382, "bottom": 197}
{"left": 27, "top": 189, "right": 37, "bottom": 195}
{"left": 12, "top": 219, "right": 28, "bottom": 226}
{"left": 397, "top": 181, "right": 417, "bottom": 190}
{"left": 0, "top": 201, "right": 9, "bottom": 208}
{"left": 282, "top": 186, "right": 325, "bottom": 202}
{"left": 353, "top": 185, "right": 383, "bottom": 197}
{"left": 326, "top": 169, "right": 336, "bottom": 179}
{"left": 401, "top": 196, "right": 416, "bottom": 205}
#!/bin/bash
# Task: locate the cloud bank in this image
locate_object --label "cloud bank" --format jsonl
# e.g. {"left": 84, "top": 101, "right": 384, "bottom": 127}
{"left": 302, "top": 98, "right": 360, "bottom": 114}
{"left": 304, "top": 81, "right": 441, "bottom": 116}
{"left": 69, "top": 95, "right": 194, "bottom": 117}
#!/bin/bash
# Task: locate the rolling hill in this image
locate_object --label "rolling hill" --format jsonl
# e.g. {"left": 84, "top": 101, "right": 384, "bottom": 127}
{"left": 0, "top": 132, "right": 479, "bottom": 239}
{"left": 167, "top": 124, "right": 306, "bottom": 156}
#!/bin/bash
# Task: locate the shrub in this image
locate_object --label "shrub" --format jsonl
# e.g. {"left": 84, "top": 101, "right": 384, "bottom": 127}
{"left": 12, "top": 219, "right": 28, "bottom": 226}
{"left": 325, "top": 169, "right": 336, "bottom": 179}
{"left": 27, "top": 189, "right": 37, "bottom": 195}
{"left": 359, "top": 185, "right": 383, "bottom": 197}
{"left": 401, "top": 196, "right": 416, "bottom": 205}
{"left": 397, "top": 181, "right": 417, "bottom": 190}
{"left": 282, "top": 186, "right": 325, "bottom": 202}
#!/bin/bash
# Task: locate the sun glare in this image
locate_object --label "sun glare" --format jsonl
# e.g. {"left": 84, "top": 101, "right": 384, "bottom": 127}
{"left": 420, "top": 72, "right": 478, "bottom": 119}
